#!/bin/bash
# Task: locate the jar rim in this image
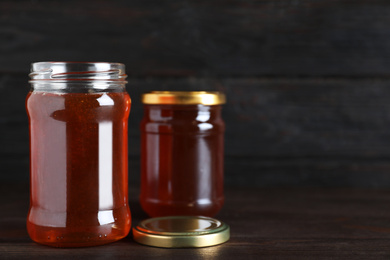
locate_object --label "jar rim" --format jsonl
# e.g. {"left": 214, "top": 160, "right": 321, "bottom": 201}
{"left": 29, "top": 61, "right": 127, "bottom": 83}
{"left": 142, "top": 91, "right": 226, "bottom": 105}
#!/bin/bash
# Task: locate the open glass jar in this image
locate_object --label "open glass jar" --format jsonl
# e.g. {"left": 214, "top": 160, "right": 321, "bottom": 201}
{"left": 26, "top": 62, "right": 131, "bottom": 247}
{"left": 140, "top": 91, "right": 226, "bottom": 217}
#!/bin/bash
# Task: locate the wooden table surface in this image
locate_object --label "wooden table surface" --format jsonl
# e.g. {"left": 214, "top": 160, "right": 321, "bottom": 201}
{"left": 1, "top": 182, "right": 390, "bottom": 259}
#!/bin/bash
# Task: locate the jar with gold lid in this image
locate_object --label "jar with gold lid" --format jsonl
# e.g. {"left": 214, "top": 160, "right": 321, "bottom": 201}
{"left": 140, "top": 91, "right": 226, "bottom": 217}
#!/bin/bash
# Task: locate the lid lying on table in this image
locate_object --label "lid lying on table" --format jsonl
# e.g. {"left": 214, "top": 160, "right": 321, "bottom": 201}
{"left": 132, "top": 216, "right": 230, "bottom": 248}
{"left": 142, "top": 91, "right": 226, "bottom": 105}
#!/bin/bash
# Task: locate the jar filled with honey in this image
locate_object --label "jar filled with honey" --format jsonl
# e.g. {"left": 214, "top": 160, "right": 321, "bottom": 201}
{"left": 26, "top": 62, "right": 131, "bottom": 247}
{"left": 140, "top": 91, "right": 226, "bottom": 217}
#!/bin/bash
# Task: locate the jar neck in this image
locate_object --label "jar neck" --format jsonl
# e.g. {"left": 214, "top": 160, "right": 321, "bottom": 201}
{"left": 144, "top": 104, "right": 222, "bottom": 121}
{"left": 30, "top": 82, "right": 127, "bottom": 93}
{"left": 142, "top": 104, "right": 224, "bottom": 134}
{"left": 29, "top": 62, "right": 127, "bottom": 92}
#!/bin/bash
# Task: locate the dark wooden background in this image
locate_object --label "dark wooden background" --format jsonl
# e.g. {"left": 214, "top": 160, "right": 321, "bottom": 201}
{"left": 2, "top": 0, "right": 390, "bottom": 187}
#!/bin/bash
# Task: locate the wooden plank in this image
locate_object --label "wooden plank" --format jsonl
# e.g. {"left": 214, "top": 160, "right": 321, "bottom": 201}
{"left": 1, "top": 1, "right": 390, "bottom": 76}
{"left": 1, "top": 183, "right": 390, "bottom": 259}
{"left": 126, "top": 77, "right": 390, "bottom": 159}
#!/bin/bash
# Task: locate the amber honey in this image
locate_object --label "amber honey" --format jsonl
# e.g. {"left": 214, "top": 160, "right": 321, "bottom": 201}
{"left": 140, "top": 92, "right": 225, "bottom": 217}
{"left": 26, "top": 62, "right": 131, "bottom": 247}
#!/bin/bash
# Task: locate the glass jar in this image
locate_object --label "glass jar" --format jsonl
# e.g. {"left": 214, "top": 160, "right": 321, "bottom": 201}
{"left": 26, "top": 62, "right": 131, "bottom": 247}
{"left": 140, "top": 91, "right": 226, "bottom": 217}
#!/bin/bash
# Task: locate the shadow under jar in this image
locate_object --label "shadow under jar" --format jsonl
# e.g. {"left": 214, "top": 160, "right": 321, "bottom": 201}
{"left": 140, "top": 91, "right": 226, "bottom": 217}
{"left": 26, "top": 62, "right": 131, "bottom": 247}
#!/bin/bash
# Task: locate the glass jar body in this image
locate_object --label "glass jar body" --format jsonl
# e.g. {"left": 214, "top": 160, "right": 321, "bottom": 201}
{"left": 140, "top": 104, "right": 225, "bottom": 217}
{"left": 26, "top": 62, "right": 131, "bottom": 247}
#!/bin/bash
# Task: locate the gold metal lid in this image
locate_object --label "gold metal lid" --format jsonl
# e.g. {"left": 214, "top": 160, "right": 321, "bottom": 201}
{"left": 132, "top": 216, "right": 230, "bottom": 248}
{"left": 142, "top": 91, "right": 226, "bottom": 105}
